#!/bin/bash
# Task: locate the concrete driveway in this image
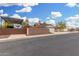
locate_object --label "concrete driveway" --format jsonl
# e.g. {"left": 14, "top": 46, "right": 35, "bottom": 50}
{"left": 0, "top": 33, "right": 79, "bottom": 56}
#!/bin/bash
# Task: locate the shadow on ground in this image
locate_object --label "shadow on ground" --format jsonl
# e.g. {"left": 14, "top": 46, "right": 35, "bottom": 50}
{"left": 0, "top": 35, "right": 10, "bottom": 39}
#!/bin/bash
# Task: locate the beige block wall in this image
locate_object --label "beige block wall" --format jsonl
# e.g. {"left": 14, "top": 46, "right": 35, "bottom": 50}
{"left": 26, "top": 27, "right": 51, "bottom": 35}
{"left": 0, "top": 28, "right": 26, "bottom": 35}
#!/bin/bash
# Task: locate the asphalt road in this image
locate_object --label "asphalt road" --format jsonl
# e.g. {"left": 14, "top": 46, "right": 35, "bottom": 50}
{"left": 0, "top": 33, "right": 79, "bottom": 56}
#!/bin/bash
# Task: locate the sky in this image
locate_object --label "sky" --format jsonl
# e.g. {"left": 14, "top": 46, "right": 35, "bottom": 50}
{"left": 0, "top": 3, "right": 79, "bottom": 28}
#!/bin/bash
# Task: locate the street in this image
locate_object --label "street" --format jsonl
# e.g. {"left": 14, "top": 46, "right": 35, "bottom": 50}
{"left": 0, "top": 33, "right": 79, "bottom": 56}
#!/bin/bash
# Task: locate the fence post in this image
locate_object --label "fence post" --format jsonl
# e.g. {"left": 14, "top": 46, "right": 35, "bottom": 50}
{"left": 26, "top": 28, "right": 29, "bottom": 35}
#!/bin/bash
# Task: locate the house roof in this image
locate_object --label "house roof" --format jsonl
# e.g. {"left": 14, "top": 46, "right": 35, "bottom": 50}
{"left": 0, "top": 16, "right": 23, "bottom": 24}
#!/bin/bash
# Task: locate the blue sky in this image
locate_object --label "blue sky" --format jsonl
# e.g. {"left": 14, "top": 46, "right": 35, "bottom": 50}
{"left": 0, "top": 3, "right": 69, "bottom": 21}
{"left": 0, "top": 3, "right": 79, "bottom": 27}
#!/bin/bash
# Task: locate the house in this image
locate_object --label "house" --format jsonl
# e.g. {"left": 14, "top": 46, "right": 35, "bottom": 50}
{"left": 0, "top": 16, "right": 55, "bottom": 35}
{"left": 0, "top": 16, "right": 25, "bottom": 35}
{"left": 45, "top": 24, "right": 55, "bottom": 33}
{"left": 27, "top": 21, "right": 54, "bottom": 35}
{"left": 0, "top": 16, "right": 23, "bottom": 29}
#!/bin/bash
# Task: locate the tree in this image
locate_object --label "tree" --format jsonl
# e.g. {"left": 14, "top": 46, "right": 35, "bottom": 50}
{"left": 21, "top": 20, "right": 30, "bottom": 27}
{"left": 56, "top": 22, "right": 66, "bottom": 31}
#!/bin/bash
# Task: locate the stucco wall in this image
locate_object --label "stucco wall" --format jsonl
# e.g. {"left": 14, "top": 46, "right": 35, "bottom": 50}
{"left": 0, "top": 27, "right": 54, "bottom": 35}
{"left": 0, "top": 28, "right": 26, "bottom": 35}
{"left": 27, "top": 27, "right": 51, "bottom": 35}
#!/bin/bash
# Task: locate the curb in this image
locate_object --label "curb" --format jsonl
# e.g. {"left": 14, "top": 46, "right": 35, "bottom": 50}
{"left": 0, "top": 32, "right": 78, "bottom": 42}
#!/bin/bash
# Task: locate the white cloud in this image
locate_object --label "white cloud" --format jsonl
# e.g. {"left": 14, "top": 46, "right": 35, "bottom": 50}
{"left": 66, "top": 15, "right": 79, "bottom": 21}
{"left": 16, "top": 7, "right": 32, "bottom": 12}
{"left": 0, "top": 3, "right": 39, "bottom": 7}
{"left": 29, "top": 18, "right": 40, "bottom": 23}
{"left": 0, "top": 3, "right": 38, "bottom": 13}
{"left": 66, "top": 22, "right": 76, "bottom": 28}
{"left": 10, "top": 14, "right": 21, "bottom": 18}
{"left": 66, "top": 14, "right": 79, "bottom": 28}
{"left": 10, "top": 14, "right": 27, "bottom": 22}
{"left": 51, "top": 11, "right": 62, "bottom": 18}
{"left": 22, "top": 17, "right": 27, "bottom": 20}
{"left": 0, "top": 13, "right": 8, "bottom": 16}
{"left": 21, "top": 17, "right": 27, "bottom": 21}
{"left": 0, "top": 3, "right": 12, "bottom": 7}
{"left": 28, "top": 18, "right": 40, "bottom": 25}
{"left": 0, "top": 3, "right": 19, "bottom": 7}
{"left": 65, "top": 3, "right": 77, "bottom": 7}
{"left": 46, "top": 17, "right": 50, "bottom": 19}
{"left": 0, "top": 10, "right": 3, "bottom": 14}
{"left": 65, "top": 3, "right": 79, "bottom": 7}
{"left": 20, "top": 3, "right": 39, "bottom": 7}
{"left": 46, "top": 19, "right": 56, "bottom": 26}
{"left": 46, "top": 11, "right": 61, "bottom": 26}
